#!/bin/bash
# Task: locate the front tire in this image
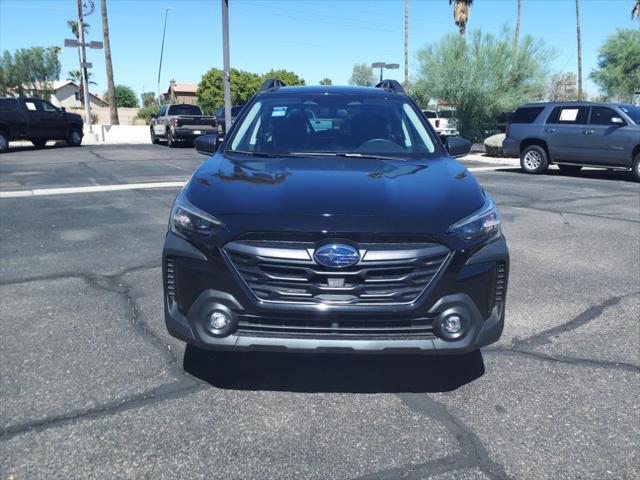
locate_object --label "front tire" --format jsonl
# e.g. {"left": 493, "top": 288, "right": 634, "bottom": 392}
{"left": 558, "top": 164, "right": 582, "bottom": 175}
{"left": 0, "top": 131, "right": 8, "bottom": 153}
{"left": 520, "top": 145, "right": 549, "bottom": 174}
{"left": 31, "top": 139, "right": 47, "bottom": 148}
{"left": 632, "top": 154, "right": 640, "bottom": 182}
{"left": 67, "top": 128, "right": 82, "bottom": 147}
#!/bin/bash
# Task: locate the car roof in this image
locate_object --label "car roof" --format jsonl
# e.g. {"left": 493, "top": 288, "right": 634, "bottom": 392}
{"left": 520, "top": 101, "right": 621, "bottom": 108}
{"left": 260, "top": 85, "right": 405, "bottom": 97}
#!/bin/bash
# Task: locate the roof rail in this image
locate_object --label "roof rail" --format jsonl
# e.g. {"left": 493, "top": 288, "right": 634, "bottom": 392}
{"left": 375, "top": 79, "right": 405, "bottom": 94}
{"left": 259, "top": 78, "right": 286, "bottom": 92}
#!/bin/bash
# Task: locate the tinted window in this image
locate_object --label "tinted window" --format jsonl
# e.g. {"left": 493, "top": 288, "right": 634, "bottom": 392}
{"left": 422, "top": 111, "right": 437, "bottom": 118}
{"left": 227, "top": 94, "right": 438, "bottom": 158}
{"left": 168, "top": 104, "right": 202, "bottom": 116}
{"left": 437, "top": 110, "right": 456, "bottom": 119}
{"left": 589, "top": 107, "right": 623, "bottom": 125}
{"left": 618, "top": 105, "right": 640, "bottom": 124}
{"left": 41, "top": 101, "right": 58, "bottom": 112}
{"left": 23, "top": 100, "right": 42, "bottom": 112}
{"left": 0, "top": 99, "right": 18, "bottom": 112}
{"left": 511, "top": 107, "right": 544, "bottom": 124}
{"left": 547, "top": 106, "right": 588, "bottom": 124}
{"left": 231, "top": 106, "right": 243, "bottom": 116}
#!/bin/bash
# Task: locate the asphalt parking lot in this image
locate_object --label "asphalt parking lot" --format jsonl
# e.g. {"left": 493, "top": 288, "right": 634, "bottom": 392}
{"left": 0, "top": 144, "right": 638, "bottom": 479}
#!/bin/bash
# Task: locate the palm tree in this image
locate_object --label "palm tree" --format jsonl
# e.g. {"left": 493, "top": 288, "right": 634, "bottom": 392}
{"left": 575, "top": 0, "right": 583, "bottom": 100}
{"left": 67, "top": 69, "right": 97, "bottom": 107}
{"left": 101, "top": 0, "right": 119, "bottom": 124}
{"left": 67, "top": 20, "right": 89, "bottom": 39}
{"left": 448, "top": 0, "right": 474, "bottom": 37}
{"left": 633, "top": 1, "right": 640, "bottom": 20}
{"left": 67, "top": 21, "right": 91, "bottom": 107}
{"left": 514, "top": 0, "right": 522, "bottom": 48}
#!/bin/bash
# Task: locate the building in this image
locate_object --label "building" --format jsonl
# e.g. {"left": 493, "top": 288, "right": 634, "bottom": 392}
{"left": 46, "top": 80, "right": 109, "bottom": 109}
{"left": 163, "top": 80, "right": 198, "bottom": 104}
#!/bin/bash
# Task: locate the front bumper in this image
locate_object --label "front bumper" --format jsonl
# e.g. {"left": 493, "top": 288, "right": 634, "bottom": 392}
{"left": 163, "top": 233, "right": 509, "bottom": 354}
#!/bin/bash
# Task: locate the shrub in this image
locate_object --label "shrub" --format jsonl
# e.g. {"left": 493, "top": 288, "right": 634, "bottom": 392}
{"left": 483, "top": 133, "right": 507, "bottom": 157}
{"left": 136, "top": 104, "right": 161, "bottom": 124}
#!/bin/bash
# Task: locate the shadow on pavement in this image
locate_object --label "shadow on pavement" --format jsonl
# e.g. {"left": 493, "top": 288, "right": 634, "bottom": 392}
{"left": 183, "top": 346, "right": 485, "bottom": 393}
{"left": 489, "top": 166, "right": 636, "bottom": 183}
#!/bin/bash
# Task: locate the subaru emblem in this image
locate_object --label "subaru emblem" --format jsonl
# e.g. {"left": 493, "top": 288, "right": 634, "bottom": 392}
{"left": 314, "top": 244, "right": 360, "bottom": 268}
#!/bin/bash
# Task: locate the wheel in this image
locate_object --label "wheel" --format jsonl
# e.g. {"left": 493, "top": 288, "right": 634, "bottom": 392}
{"left": 150, "top": 128, "right": 159, "bottom": 144}
{"left": 632, "top": 154, "right": 640, "bottom": 182}
{"left": 520, "top": 145, "right": 549, "bottom": 174}
{"left": 558, "top": 164, "right": 582, "bottom": 175}
{"left": 67, "top": 128, "right": 82, "bottom": 147}
{"left": 0, "top": 131, "right": 8, "bottom": 153}
{"left": 167, "top": 129, "right": 176, "bottom": 148}
{"left": 31, "top": 139, "right": 47, "bottom": 148}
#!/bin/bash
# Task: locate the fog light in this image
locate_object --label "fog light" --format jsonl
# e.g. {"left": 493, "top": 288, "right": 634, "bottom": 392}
{"left": 207, "top": 310, "right": 230, "bottom": 331}
{"left": 443, "top": 315, "right": 462, "bottom": 334}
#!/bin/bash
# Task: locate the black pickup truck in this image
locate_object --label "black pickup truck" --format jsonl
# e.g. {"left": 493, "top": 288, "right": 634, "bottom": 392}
{"left": 150, "top": 104, "right": 217, "bottom": 147}
{"left": 0, "top": 97, "right": 84, "bottom": 153}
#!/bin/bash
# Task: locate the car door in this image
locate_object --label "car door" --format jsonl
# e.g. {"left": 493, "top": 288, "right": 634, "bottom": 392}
{"left": 39, "top": 100, "right": 67, "bottom": 139}
{"left": 544, "top": 105, "right": 590, "bottom": 163}
{"left": 22, "top": 99, "right": 48, "bottom": 138}
{"left": 581, "top": 106, "right": 631, "bottom": 166}
{"left": 154, "top": 106, "right": 167, "bottom": 135}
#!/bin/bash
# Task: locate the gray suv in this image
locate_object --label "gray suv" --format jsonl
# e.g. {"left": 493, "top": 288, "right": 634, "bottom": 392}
{"left": 503, "top": 102, "right": 640, "bottom": 181}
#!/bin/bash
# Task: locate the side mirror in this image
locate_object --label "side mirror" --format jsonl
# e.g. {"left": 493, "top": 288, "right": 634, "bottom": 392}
{"left": 446, "top": 136, "right": 472, "bottom": 158}
{"left": 611, "top": 117, "right": 625, "bottom": 126}
{"left": 194, "top": 134, "right": 219, "bottom": 156}
{"left": 61, "top": 107, "right": 66, "bottom": 112}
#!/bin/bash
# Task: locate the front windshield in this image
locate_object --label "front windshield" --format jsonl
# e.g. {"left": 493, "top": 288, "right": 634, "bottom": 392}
{"left": 618, "top": 105, "right": 640, "bottom": 124}
{"left": 227, "top": 94, "right": 438, "bottom": 158}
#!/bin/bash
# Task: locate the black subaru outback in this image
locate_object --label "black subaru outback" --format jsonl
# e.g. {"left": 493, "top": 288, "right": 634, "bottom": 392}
{"left": 163, "top": 79, "right": 509, "bottom": 355}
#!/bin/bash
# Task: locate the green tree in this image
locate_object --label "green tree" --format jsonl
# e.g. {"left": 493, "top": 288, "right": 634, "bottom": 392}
{"left": 104, "top": 84, "right": 139, "bottom": 107}
{"left": 449, "top": 0, "right": 474, "bottom": 37}
{"left": 141, "top": 91, "right": 156, "bottom": 107}
{"left": 411, "top": 27, "right": 554, "bottom": 141}
{"left": 67, "top": 68, "right": 97, "bottom": 106}
{"left": 348, "top": 63, "right": 376, "bottom": 87}
{"left": 319, "top": 78, "right": 332, "bottom": 85}
{"left": 0, "top": 47, "right": 62, "bottom": 96}
{"left": 197, "top": 68, "right": 262, "bottom": 114}
{"left": 263, "top": 69, "right": 305, "bottom": 86}
{"left": 590, "top": 29, "right": 640, "bottom": 102}
{"left": 547, "top": 72, "right": 578, "bottom": 101}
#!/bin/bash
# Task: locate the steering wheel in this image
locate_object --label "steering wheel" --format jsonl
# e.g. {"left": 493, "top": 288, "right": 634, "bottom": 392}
{"left": 356, "top": 138, "right": 407, "bottom": 154}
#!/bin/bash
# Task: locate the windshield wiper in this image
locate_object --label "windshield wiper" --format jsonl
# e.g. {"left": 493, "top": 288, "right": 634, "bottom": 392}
{"left": 290, "top": 152, "right": 408, "bottom": 161}
{"left": 226, "top": 150, "right": 297, "bottom": 158}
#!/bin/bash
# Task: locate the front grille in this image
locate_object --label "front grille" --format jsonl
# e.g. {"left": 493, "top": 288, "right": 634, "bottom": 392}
{"left": 236, "top": 314, "right": 435, "bottom": 339}
{"left": 223, "top": 240, "right": 451, "bottom": 306}
{"left": 494, "top": 261, "right": 506, "bottom": 308}
{"left": 165, "top": 256, "right": 176, "bottom": 301}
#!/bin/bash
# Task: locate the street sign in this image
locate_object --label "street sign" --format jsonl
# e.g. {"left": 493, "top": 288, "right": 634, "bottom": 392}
{"left": 385, "top": 63, "right": 400, "bottom": 69}
{"left": 81, "top": 62, "right": 93, "bottom": 69}
{"left": 82, "top": 0, "right": 95, "bottom": 16}
{"left": 64, "top": 39, "right": 79, "bottom": 48}
{"left": 371, "top": 62, "right": 385, "bottom": 68}
{"left": 89, "top": 41, "right": 103, "bottom": 49}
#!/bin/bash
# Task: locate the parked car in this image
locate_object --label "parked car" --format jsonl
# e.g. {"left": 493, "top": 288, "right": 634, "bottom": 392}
{"left": 150, "top": 104, "right": 217, "bottom": 147}
{"left": 215, "top": 105, "right": 243, "bottom": 136}
{"left": 162, "top": 79, "right": 509, "bottom": 358}
{"left": 0, "top": 97, "right": 83, "bottom": 153}
{"left": 503, "top": 102, "right": 640, "bottom": 180}
{"left": 422, "top": 109, "right": 459, "bottom": 137}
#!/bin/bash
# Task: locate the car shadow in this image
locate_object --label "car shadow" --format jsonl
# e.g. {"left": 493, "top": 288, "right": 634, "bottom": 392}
{"left": 183, "top": 346, "right": 485, "bottom": 393}
{"left": 491, "top": 166, "right": 636, "bottom": 183}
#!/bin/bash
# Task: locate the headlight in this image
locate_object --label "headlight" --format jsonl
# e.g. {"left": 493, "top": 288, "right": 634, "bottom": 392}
{"left": 449, "top": 193, "right": 501, "bottom": 240}
{"left": 170, "top": 192, "right": 224, "bottom": 237}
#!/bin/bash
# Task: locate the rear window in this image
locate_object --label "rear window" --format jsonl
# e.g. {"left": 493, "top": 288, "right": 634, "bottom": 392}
{"left": 168, "top": 104, "right": 202, "bottom": 116}
{"left": 511, "top": 107, "right": 544, "bottom": 124}
{"left": 422, "top": 111, "right": 437, "bottom": 118}
{"left": 0, "top": 99, "right": 18, "bottom": 112}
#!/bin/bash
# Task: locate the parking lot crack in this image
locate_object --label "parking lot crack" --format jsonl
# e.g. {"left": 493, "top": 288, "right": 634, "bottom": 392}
{"left": 397, "top": 393, "right": 512, "bottom": 480}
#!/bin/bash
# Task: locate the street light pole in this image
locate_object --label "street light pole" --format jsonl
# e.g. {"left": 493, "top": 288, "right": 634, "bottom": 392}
{"left": 76, "top": 0, "right": 92, "bottom": 132}
{"left": 157, "top": 7, "right": 171, "bottom": 101}
{"left": 221, "top": 0, "right": 232, "bottom": 131}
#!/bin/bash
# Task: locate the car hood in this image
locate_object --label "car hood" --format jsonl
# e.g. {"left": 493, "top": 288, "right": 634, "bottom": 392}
{"left": 186, "top": 153, "right": 485, "bottom": 232}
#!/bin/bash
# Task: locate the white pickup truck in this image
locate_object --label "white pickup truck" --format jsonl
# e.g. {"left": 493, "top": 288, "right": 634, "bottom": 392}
{"left": 150, "top": 104, "right": 218, "bottom": 147}
{"left": 422, "top": 109, "right": 459, "bottom": 138}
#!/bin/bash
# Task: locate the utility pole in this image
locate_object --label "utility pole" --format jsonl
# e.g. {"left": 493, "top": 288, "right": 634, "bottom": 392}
{"left": 575, "top": 0, "right": 583, "bottom": 100}
{"left": 76, "top": 0, "right": 92, "bottom": 132}
{"left": 157, "top": 7, "right": 171, "bottom": 101}
{"left": 221, "top": 0, "right": 232, "bottom": 131}
{"left": 404, "top": 0, "right": 409, "bottom": 90}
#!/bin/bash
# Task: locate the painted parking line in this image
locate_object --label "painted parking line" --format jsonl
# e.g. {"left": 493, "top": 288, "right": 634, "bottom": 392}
{"left": 0, "top": 181, "right": 187, "bottom": 198}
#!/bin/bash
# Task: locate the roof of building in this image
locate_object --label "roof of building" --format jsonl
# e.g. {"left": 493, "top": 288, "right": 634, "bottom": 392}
{"left": 168, "top": 82, "right": 198, "bottom": 94}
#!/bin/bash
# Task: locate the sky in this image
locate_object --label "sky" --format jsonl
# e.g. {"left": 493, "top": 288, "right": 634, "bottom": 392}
{"left": 0, "top": 0, "right": 637, "bottom": 102}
